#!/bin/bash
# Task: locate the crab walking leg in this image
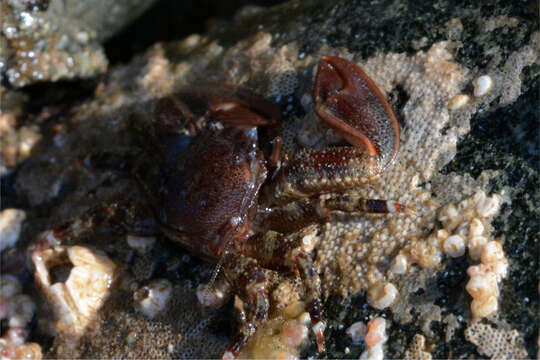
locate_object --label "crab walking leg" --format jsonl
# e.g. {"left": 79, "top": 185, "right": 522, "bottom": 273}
{"left": 239, "top": 231, "right": 326, "bottom": 353}
{"left": 37, "top": 202, "right": 157, "bottom": 249}
{"left": 258, "top": 195, "right": 412, "bottom": 234}
{"left": 222, "top": 253, "right": 269, "bottom": 359}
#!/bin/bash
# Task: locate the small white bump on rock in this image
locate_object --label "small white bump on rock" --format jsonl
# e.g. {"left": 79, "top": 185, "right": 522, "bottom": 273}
{"left": 297, "top": 312, "right": 311, "bottom": 325}
{"left": 435, "top": 229, "right": 449, "bottom": 241}
{"left": 0, "top": 209, "right": 26, "bottom": 252}
{"left": 367, "top": 282, "right": 399, "bottom": 309}
{"left": 476, "top": 195, "right": 502, "bottom": 218}
{"left": 126, "top": 235, "right": 156, "bottom": 254}
{"left": 437, "top": 204, "right": 459, "bottom": 226}
{"left": 443, "top": 235, "right": 466, "bottom": 257}
{"left": 454, "top": 223, "right": 469, "bottom": 239}
{"left": 390, "top": 254, "right": 408, "bottom": 275}
{"left": 134, "top": 279, "right": 172, "bottom": 319}
{"left": 346, "top": 321, "right": 366, "bottom": 344}
{"left": 448, "top": 94, "right": 469, "bottom": 109}
{"left": 473, "top": 75, "right": 493, "bottom": 97}
{"left": 4, "top": 327, "right": 29, "bottom": 346}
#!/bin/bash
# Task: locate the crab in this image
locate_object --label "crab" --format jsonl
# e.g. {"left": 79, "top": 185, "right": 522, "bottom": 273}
{"left": 35, "top": 56, "right": 410, "bottom": 358}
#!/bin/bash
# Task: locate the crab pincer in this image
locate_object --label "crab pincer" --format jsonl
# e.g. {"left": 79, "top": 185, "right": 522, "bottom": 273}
{"left": 268, "top": 56, "right": 411, "bottom": 217}
{"left": 313, "top": 55, "right": 400, "bottom": 171}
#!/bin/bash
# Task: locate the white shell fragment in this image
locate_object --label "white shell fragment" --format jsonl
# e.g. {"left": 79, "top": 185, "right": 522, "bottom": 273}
{"left": 0, "top": 209, "right": 26, "bottom": 252}
{"left": 473, "top": 75, "right": 493, "bottom": 97}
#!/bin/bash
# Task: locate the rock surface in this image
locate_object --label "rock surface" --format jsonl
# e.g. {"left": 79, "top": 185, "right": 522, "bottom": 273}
{"left": 0, "top": 0, "right": 537, "bottom": 358}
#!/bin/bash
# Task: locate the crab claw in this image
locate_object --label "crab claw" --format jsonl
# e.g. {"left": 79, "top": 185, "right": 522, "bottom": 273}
{"left": 313, "top": 56, "right": 400, "bottom": 171}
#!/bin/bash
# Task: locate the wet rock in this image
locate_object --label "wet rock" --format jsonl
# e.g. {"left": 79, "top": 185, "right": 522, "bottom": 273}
{"left": 0, "top": 0, "right": 157, "bottom": 87}
{"left": 5, "top": 0, "right": 538, "bottom": 358}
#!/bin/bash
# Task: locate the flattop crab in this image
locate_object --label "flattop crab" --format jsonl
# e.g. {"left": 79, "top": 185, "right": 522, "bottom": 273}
{"left": 35, "top": 56, "right": 411, "bottom": 358}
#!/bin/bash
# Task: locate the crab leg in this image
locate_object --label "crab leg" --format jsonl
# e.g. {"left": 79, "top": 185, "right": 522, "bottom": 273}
{"left": 258, "top": 195, "right": 411, "bottom": 234}
{"left": 238, "top": 230, "right": 326, "bottom": 353}
{"left": 221, "top": 253, "right": 269, "bottom": 359}
{"left": 36, "top": 202, "right": 157, "bottom": 249}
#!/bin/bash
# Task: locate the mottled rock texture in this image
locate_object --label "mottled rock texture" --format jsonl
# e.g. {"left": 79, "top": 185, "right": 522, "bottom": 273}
{"left": 1, "top": 0, "right": 537, "bottom": 358}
